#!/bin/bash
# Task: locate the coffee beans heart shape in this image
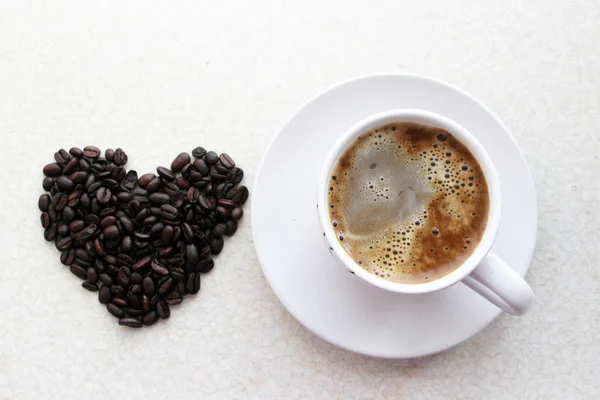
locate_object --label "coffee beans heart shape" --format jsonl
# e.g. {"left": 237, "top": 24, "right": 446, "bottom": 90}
{"left": 39, "top": 146, "right": 248, "bottom": 327}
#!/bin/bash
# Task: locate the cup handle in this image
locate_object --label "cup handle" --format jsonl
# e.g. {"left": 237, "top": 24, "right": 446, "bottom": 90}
{"left": 461, "top": 253, "right": 534, "bottom": 316}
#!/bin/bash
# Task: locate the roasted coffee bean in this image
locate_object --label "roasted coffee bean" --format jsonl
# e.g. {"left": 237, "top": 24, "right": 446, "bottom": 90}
{"left": 142, "top": 276, "right": 155, "bottom": 296}
{"left": 42, "top": 177, "right": 54, "bottom": 191}
{"left": 56, "top": 176, "right": 74, "bottom": 191}
{"left": 171, "top": 152, "right": 191, "bottom": 172}
{"left": 70, "top": 264, "right": 87, "bottom": 280}
{"left": 145, "top": 176, "right": 162, "bottom": 193}
{"left": 96, "top": 187, "right": 112, "bottom": 204}
{"left": 187, "top": 187, "right": 200, "bottom": 203}
{"left": 198, "top": 245, "right": 211, "bottom": 259}
{"left": 118, "top": 317, "right": 142, "bottom": 328}
{"left": 192, "top": 146, "right": 206, "bottom": 158}
{"left": 126, "top": 292, "right": 140, "bottom": 308}
{"left": 138, "top": 173, "right": 156, "bottom": 188}
{"left": 118, "top": 267, "right": 131, "bottom": 286}
{"left": 83, "top": 146, "right": 101, "bottom": 159}
{"left": 57, "top": 236, "right": 73, "bottom": 251}
{"left": 99, "top": 216, "right": 117, "bottom": 229}
{"left": 230, "top": 207, "right": 243, "bottom": 221}
{"left": 38, "top": 194, "right": 51, "bottom": 212}
{"left": 193, "top": 159, "right": 210, "bottom": 175}
{"left": 154, "top": 167, "right": 174, "bottom": 183}
{"left": 175, "top": 176, "right": 192, "bottom": 190}
{"left": 209, "top": 172, "right": 228, "bottom": 182}
{"left": 142, "top": 311, "right": 158, "bottom": 326}
{"left": 60, "top": 249, "right": 75, "bottom": 265}
{"left": 149, "top": 192, "right": 171, "bottom": 206}
{"left": 171, "top": 190, "right": 186, "bottom": 208}
{"left": 126, "top": 308, "right": 144, "bottom": 317}
{"left": 233, "top": 185, "right": 249, "bottom": 205}
{"left": 157, "top": 277, "right": 173, "bottom": 294}
{"left": 80, "top": 282, "right": 97, "bottom": 292}
{"left": 213, "top": 223, "right": 227, "bottom": 237}
{"left": 99, "top": 273, "right": 113, "bottom": 286}
{"left": 62, "top": 207, "right": 76, "bottom": 222}
{"left": 120, "top": 216, "right": 134, "bottom": 234}
{"left": 218, "top": 153, "right": 235, "bottom": 169}
{"left": 217, "top": 198, "right": 235, "bottom": 209}
{"left": 131, "top": 284, "right": 143, "bottom": 294}
{"left": 54, "top": 149, "right": 70, "bottom": 164}
{"left": 198, "top": 194, "right": 216, "bottom": 210}
{"left": 170, "top": 268, "right": 185, "bottom": 280}
{"left": 43, "top": 163, "right": 62, "bottom": 177}
{"left": 113, "top": 148, "right": 128, "bottom": 166}
{"left": 111, "top": 285, "right": 126, "bottom": 298}
{"left": 160, "top": 204, "right": 178, "bottom": 220}
{"left": 165, "top": 291, "right": 182, "bottom": 305}
{"left": 151, "top": 259, "right": 169, "bottom": 275}
{"left": 104, "top": 148, "right": 115, "bottom": 161}
{"left": 210, "top": 237, "right": 224, "bottom": 255}
{"left": 86, "top": 267, "right": 99, "bottom": 284}
{"left": 40, "top": 212, "right": 51, "bottom": 229}
{"left": 116, "top": 254, "right": 134, "bottom": 267}
{"left": 103, "top": 225, "right": 120, "bottom": 240}
{"left": 106, "top": 303, "right": 124, "bottom": 318}
{"left": 58, "top": 223, "right": 70, "bottom": 236}
{"left": 52, "top": 193, "right": 68, "bottom": 211}
{"left": 189, "top": 272, "right": 201, "bottom": 294}
{"left": 132, "top": 255, "right": 152, "bottom": 272}
{"left": 205, "top": 151, "right": 219, "bottom": 165}
{"left": 229, "top": 167, "right": 244, "bottom": 185}
{"left": 181, "top": 163, "right": 193, "bottom": 177}
{"left": 196, "top": 258, "right": 215, "bottom": 273}
{"left": 98, "top": 286, "right": 113, "bottom": 304}
{"left": 156, "top": 301, "right": 170, "bottom": 319}
{"left": 225, "top": 220, "right": 238, "bottom": 236}
{"left": 44, "top": 224, "right": 58, "bottom": 241}
{"left": 113, "top": 298, "right": 128, "bottom": 307}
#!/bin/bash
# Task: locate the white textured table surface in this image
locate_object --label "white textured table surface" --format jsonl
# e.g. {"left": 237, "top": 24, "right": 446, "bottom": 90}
{"left": 1, "top": 1, "right": 598, "bottom": 399}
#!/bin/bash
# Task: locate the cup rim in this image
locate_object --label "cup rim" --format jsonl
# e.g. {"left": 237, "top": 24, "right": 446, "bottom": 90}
{"left": 317, "top": 109, "right": 502, "bottom": 294}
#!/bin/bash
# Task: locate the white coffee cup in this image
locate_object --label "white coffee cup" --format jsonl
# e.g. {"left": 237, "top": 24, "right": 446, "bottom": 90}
{"left": 317, "top": 109, "right": 534, "bottom": 316}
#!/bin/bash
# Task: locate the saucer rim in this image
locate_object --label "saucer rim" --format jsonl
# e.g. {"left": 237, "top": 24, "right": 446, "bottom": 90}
{"left": 251, "top": 72, "right": 538, "bottom": 358}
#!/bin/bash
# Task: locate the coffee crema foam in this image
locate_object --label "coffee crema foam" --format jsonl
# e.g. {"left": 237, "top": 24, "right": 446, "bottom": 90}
{"left": 328, "top": 122, "right": 489, "bottom": 284}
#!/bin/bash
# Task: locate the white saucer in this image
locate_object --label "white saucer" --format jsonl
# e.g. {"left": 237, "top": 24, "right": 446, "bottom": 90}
{"left": 252, "top": 74, "right": 537, "bottom": 358}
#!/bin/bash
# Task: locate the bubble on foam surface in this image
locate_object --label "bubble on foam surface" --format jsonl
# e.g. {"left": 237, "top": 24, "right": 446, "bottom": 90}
{"left": 328, "top": 122, "right": 490, "bottom": 284}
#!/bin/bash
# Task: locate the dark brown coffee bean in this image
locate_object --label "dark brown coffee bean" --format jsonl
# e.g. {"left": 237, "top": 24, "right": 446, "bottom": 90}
{"left": 42, "top": 177, "right": 54, "bottom": 191}
{"left": 145, "top": 176, "right": 162, "bottom": 193}
{"left": 118, "top": 318, "right": 142, "bottom": 328}
{"left": 57, "top": 223, "right": 70, "bottom": 236}
{"left": 68, "top": 146, "right": 83, "bottom": 157}
{"left": 230, "top": 207, "right": 243, "bottom": 221}
{"left": 142, "top": 277, "right": 155, "bottom": 296}
{"left": 175, "top": 176, "right": 192, "bottom": 190}
{"left": 40, "top": 212, "right": 51, "bottom": 229}
{"left": 62, "top": 207, "right": 75, "bottom": 223}
{"left": 193, "top": 159, "right": 210, "bottom": 175}
{"left": 165, "top": 291, "right": 182, "bottom": 305}
{"left": 196, "top": 258, "right": 214, "bottom": 273}
{"left": 205, "top": 151, "right": 218, "bottom": 165}
{"left": 72, "top": 171, "right": 89, "bottom": 185}
{"left": 56, "top": 176, "right": 74, "bottom": 191}
{"left": 215, "top": 206, "right": 228, "bottom": 219}
{"left": 142, "top": 311, "right": 158, "bottom": 326}
{"left": 118, "top": 267, "right": 131, "bottom": 286}
{"left": 192, "top": 146, "right": 206, "bottom": 158}
{"left": 171, "top": 152, "right": 191, "bottom": 172}
{"left": 38, "top": 194, "right": 51, "bottom": 212}
{"left": 82, "top": 146, "right": 101, "bottom": 158}
{"left": 99, "top": 273, "right": 113, "bottom": 286}
{"left": 186, "top": 272, "right": 201, "bottom": 295}
{"left": 99, "top": 216, "right": 117, "bottom": 229}
{"left": 149, "top": 192, "right": 171, "bottom": 205}
{"left": 132, "top": 255, "right": 152, "bottom": 272}
{"left": 156, "top": 301, "right": 170, "bottom": 319}
{"left": 210, "top": 237, "right": 224, "bottom": 255}
{"left": 225, "top": 220, "right": 238, "bottom": 236}
{"left": 160, "top": 204, "right": 178, "bottom": 220}
{"left": 57, "top": 236, "right": 73, "bottom": 250}
{"left": 218, "top": 153, "right": 235, "bottom": 169}
{"left": 111, "top": 285, "right": 126, "bottom": 298}
{"left": 161, "top": 225, "right": 174, "bottom": 246}
{"left": 198, "top": 245, "right": 211, "bottom": 259}
{"left": 198, "top": 194, "right": 216, "bottom": 210}
{"left": 229, "top": 167, "right": 244, "bottom": 184}
{"left": 98, "top": 286, "right": 112, "bottom": 304}
{"left": 54, "top": 149, "right": 70, "bottom": 164}
{"left": 60, "top": 249, "right": 75, "bottom": 265}
{"left": 126, "top": 292, "right": 140, "bottom": 309}
{"left": 44, "top": 224, "right": 57, "bottom": 241}
{"left": 70, "top": 264, "right": 87, "bottom": 280}
{"left": 209, "top": 172, "right": 228, "bottom": 182}
{"left": 103, "top": 225, "right": 119, "bottom": 240}
{"left": 217, "top": 198, "right": 235, "bottom": 209}
{"left": 213, "top": 223, "right": 227, "bottom": 237}
{"left": 113, "top": 148, "right": 128, "bottom": 166}
{"left": 138, "top": 173, "right": 156, "bottom": 188}
{"left": 113, "top": 297, "right": 127, "bottom": 307}
{"left": 52, "top": 193, "right": 68, "bottom": 211}
{"left": 79, "top": 158, "right": 91, "bottom": 172}
{"left": 103, "top": 148, "right": 114, "bottom": 161}
{"left": 119, "top": 216, "right": 134, "bottom": 234}
{"left": 131, "top": 284, "right": 142, "bottom": 295}
{"left": 82, "top": 282, "right": 98, "bottom": 291}
{"left": 187, "top": 187, "right": 200, "bottom": 203}
{"left": 157, "top": 277, "right": 173, "bottom": 294}
{"left": 106, "top": 303, "right": 124, "bottom": 318}
{"left": 232, "top": 186, "right": 249, "bottom": 205}
{"left": 43, "top": 163, "right": 62, "bottom": 177}
{"left": 151, "top": 259, "right": 169, "bottom": 275}
{"left": 85, "top": 267, "right": 98, "bottom": 284}
{"left": 67, "top": 192, "right": 80, "bottom": 207}
{"left": 181, "top": 163, "right": 193, "bottom": 177}
{"left": 96, "top": 187, "right": 112, "bottom": 204}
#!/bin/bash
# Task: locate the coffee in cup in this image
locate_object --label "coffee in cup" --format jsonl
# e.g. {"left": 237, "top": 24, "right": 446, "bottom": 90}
{"left": 327, "top": 121, "right": 489, "bottom": 284}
